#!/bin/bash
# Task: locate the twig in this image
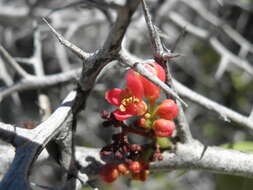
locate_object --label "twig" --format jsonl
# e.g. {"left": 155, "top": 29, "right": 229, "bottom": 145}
{"left": 80, "top": 0, "right": 141, "bottom": 91}
{"left": 173, "top": 80, "right": 253, "bottom": 129}
{"left": 31, "top": 24, "right": 52, "bottom": 120}
{"left": 101, "top": 0, "right": 140, "bottom": 54}
{"left": 141, "top": 0, "right": 191, "bottom": 143}
{"left": 32, "top": 24, "right": 44, "bottom": 77}
{"left": 181, "top": 0, "right": 253, "bottom": 51}
{"left": 0, "top": 44, "right": 31, "bottom": 78}
{"left": 0, "top": 69, "right": 80, "bottom": 103}
{"left": 43, "top": 18, "right": 90, "bottom": 60}
{"left": 129, "top": 1, "right": 186, "bottom": 106}
{"left": 214, "top": 55, "right": 229, "bottom": 80}
{"left": 54, "top": 38, "right": 71, "bottom": 72}
{"left": 47, "top": 0, "right": 122, "bottom": 16}
{"left": 0, "top": 57, "right": 21, "bottom": 105}
{"left": 13, "top": 24, "right": 52, "bottom": 120}
{"left": 119, "top": 50, "right": 187, "bottom": 107}
{"left": 141, "top": 0, "right": 163, "bottom": 57}
{"left": 14, "top": 57, "right": 33, "bottom": 65}
{"left": 168, "top": 11, "right": 253, "bottom": 77}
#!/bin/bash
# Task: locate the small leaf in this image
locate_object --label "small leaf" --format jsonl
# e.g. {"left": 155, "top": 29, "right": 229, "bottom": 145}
{"left": 221, "top": 141, "right": 253, "bottom": 153}
{"left": 156, "top": 137, "right": 172, "bottom": 148}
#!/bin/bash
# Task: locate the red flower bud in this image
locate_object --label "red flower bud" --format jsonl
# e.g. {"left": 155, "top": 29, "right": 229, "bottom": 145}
{"left": 128, "top": 161, "right": 142, "bottom": 173}
{"left": 137, "top": 117, "right": 152, "bottom": 129}
{"left": 137, "top": 117, "right": 146, "bottom": 128}
{"left": 99, "top": 163, "right": 119, "bottom": 183}
{"left": 117, "top": 163, "right": 129, "bottom": 175}
{"left": 155, "top": 99, "right": 179, "bottom": 120}
{"left": 139, "top": 62, "right": 165, "bottom": 103}
{"left": 153, "top": 119, "right": 175, "bottom": 137}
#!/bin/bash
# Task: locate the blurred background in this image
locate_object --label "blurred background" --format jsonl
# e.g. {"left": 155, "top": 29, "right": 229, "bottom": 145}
{"left": 0, "top": 0, "right": 253, "bottom": 189}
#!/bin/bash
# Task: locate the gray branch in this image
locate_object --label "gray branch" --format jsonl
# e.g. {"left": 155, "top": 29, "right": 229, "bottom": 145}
{"left": 0, "top": 45, "right": 31, "bottom": 78}
{"left": 167, "top": 11, "right": 253, "bottom": 77}
{"left": 151, "top": 141, "right": 253, "bottom": 178}
{"left": 2, "top": 142, "right": 253, "bottom": 181}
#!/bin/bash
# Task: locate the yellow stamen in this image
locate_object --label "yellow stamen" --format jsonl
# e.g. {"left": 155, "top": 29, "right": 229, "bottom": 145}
{"left": 122, "top": 99, "right": 127, "bottom": 106}
{"left": 120, "top": 96, "right": 140, "bottom": 112}
{"left": 119, "top": 105, "right": 126, "bottom": 112}
{"left": 121, "top": 96, "right": 139, "bottom": 105}
{"left": 144, "top": 113, "right": 151, "bottom": 119}
{"left": 133, "top": 97, "right": 139, "bottom": 103}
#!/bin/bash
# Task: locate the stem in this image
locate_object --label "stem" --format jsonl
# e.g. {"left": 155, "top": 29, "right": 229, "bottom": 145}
{"left": 149, "top": 100, "right": 156, "bottom": 114}
{"left": 123, "top": 126, "right": 154, "bottom": 139}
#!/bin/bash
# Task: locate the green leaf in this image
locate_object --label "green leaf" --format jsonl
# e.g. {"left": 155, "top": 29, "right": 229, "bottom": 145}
{"left": 221, "top": 141, "right": 253, "bottom": 153}
{"left": 156, "top": 137, "right": 172, "bottom": 149}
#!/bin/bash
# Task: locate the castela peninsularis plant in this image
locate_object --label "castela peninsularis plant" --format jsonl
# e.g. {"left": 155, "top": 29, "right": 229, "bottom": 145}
{"left": 100, "top": 61, "right": 179, "bottom": 183}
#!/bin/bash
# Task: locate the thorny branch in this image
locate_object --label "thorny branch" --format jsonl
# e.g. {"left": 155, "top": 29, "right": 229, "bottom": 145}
{"left": 166, "top": 0, "right": 253, "bottom": 79}
{"left": 140, "top": 0, "right": 192, "bottom": 143}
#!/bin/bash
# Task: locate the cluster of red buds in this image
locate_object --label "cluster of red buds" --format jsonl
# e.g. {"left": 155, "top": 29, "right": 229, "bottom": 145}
{"left": 99, "top": 133, "right": 150, "bottom": 183}
{"left": 99, "top": 62, "right": 179, "bottom": 183}
{"left": 99, "top": 161, "right": 149, "bottom": 183}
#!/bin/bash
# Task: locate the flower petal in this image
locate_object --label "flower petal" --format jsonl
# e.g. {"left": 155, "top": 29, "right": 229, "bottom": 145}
{"left": 113, "top": 110, "right": 133, "bottom": 121}
{"left": 150, "top": 62, "right": 165, "bottom": 81}
{"left": 105, "top": 88, "right": 122, "bottom": 106}
{"left": 126, "top": 69, "right": 144, "bottom": 99}
{"left": 140, "top": 63, "right": 161, "bottom": 102}
{"left": 140, "top": 76, "right": 160, "bottom": 102}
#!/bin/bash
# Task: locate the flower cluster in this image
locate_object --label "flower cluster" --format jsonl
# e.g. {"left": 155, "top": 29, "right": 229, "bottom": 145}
{"left": 99, "top": 161, "right": 149, "bottom": 183}
{"left": 138, "top": 98, "right": 178, "bottom": 137}
{"left": 99, "top": 133, "right": 150, "bottom": 183}
{"left": 100, "top": 62, "right": 179, "bottom": 183}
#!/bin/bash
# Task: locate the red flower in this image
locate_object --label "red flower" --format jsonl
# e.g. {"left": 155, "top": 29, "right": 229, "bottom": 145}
{"left": 153, "top": 119, "right": 175, "bottom": 137}
{"left": 155, "top": 99, "right": 179, "bottom": 120}
{"left": 105, "top": 70, "right": 147, "bottom": 121}
{"left": 139, "top": 62, "right": 165, "bottom": 104}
